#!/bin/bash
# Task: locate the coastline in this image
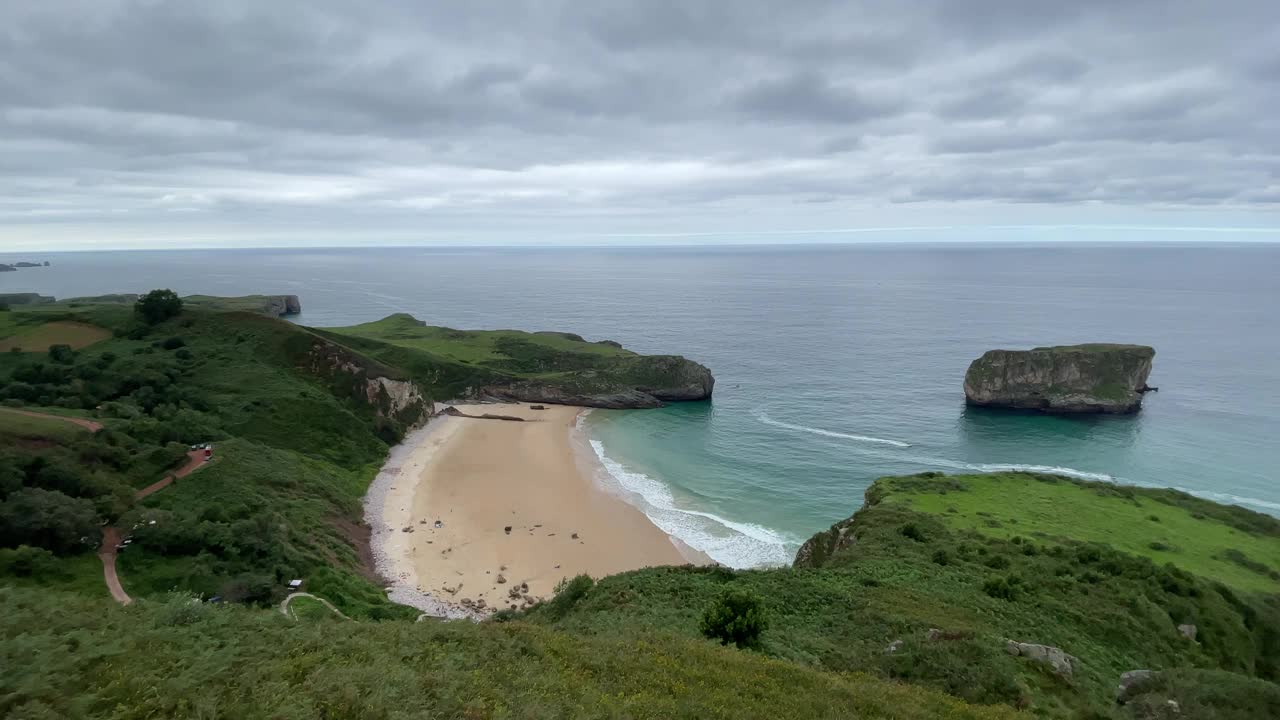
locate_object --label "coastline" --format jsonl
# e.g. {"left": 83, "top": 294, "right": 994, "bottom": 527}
{"left": 366, "top": 403, "right": 700, "bottom": 618}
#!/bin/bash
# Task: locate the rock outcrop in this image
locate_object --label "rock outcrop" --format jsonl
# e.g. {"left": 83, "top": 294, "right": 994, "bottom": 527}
{"left": 263, "top": 295, "right": 302, "bottom": 317}
{"left": 964, "top": 344, "right": 1156, "bottom": 414}
{"left": 302, "top": 335, "right": 431, "bottom": 430}
{"left": 1116, "top": 670, "right": 1157, "bottom": 702}
{"left": 1005, "top": 640, "right": 1078, "bottom": 676}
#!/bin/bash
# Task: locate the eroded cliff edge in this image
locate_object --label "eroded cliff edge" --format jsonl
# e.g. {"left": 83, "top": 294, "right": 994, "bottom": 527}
{"left": 964, "top": 344, "right": 1155, "bottom": 414}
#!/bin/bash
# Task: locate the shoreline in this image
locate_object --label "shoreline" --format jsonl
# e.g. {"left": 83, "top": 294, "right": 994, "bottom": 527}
{"left": 366, "top": 403, "right": 702, "bottom": 618}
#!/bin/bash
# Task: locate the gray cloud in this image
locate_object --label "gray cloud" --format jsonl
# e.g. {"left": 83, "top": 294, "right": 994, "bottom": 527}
{"left": 0, "top": 0, "right": 1278, "bottom": 248}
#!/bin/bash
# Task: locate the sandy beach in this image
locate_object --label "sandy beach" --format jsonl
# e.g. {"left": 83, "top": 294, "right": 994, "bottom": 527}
{"left": 368, "top": 403, "right": 693, "bottom": 616}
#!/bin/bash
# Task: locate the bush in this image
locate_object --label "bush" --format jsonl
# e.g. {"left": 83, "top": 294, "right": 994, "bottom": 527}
{"left": 700, "top": 588, "right": 768, "bottom": 649}
{"left": 47, "top": 344, "right": 76, "bottom": 364}
{"left": 982, "top": 576, "right": 1020, "bottom": 601}
{"left": 135, "top": 289, "right": 183, "bottom": 325}
{"left": 161, "top": 336, "right": 186, "bottom": 350}
{"left": 0, "top": 545, "right": 61, "bottom": 577}
{"left": 900, "top": 523, "right": 927, "bottom": 542}
{"left": 544, "top": 574, "right": 594, "bottom": 619}
{"left": 931, "top": 549, "right": 950, "bottom": 566}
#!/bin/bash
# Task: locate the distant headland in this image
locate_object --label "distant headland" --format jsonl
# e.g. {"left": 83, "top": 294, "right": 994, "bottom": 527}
{"left": 0, "top": 260, "right": 50, "bottom": 272}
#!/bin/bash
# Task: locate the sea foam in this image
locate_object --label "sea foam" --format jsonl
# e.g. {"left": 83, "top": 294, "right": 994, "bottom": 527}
{"left": 586, "top": 439, "right": 796, "bottom": 568}
{"left": 755, "top": 411, "right": 910, "bottom": 447}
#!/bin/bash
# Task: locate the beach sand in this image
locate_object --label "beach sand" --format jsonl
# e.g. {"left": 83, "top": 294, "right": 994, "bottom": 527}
{"left": 385, "top": 403, "right": 692, "bottom": 614}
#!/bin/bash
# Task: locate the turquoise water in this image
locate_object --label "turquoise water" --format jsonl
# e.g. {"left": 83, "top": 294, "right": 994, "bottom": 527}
{"left": 4, "top": 244, "right": 1278, "bottom": 566}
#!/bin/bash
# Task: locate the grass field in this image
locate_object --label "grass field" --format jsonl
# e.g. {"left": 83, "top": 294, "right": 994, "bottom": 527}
{"left": 328, "top": 313, "right": 632, "bottom": 365}
{"left": 879, "top": 473, "right": 1280, "bottom": 593}
{"left": 0, "top": 321, "right": 112, "bottom": 352}
{"left": 0, "top": 408, "right": 94, "bottom": 443}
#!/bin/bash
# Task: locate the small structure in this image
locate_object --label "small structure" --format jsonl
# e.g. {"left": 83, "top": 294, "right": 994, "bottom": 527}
{"left": 288, "top": 579, "right": 303, "bottom": 590}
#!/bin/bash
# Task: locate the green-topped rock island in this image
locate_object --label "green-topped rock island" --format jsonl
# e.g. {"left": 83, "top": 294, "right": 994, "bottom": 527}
{"left": 964, "top": 344, "right": 1156, "bottom": 414}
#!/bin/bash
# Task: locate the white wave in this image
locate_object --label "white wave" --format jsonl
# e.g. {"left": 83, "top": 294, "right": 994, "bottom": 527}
{"left": 1174, "top": 488, "right": 1280, "bottom": 513}
{"left": 755, "top": 411, "right": 910, "bottom": 447}
{"left": 587, "top": 439, "right": 795, "bottom": 568}
{"left": 891, "top": 452, "right": 1114, "bottom": 482}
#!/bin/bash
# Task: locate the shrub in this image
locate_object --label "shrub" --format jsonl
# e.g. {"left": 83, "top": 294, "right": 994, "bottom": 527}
{"left": 0, "top": 545, "right": 60, "bottom": 577}
{"left": 982, "top": 576, "right": 1020, "bottom": 601}
{"left": 544, "top": 574, "right": 594, "bottom": 620}
{"left": 931, "top": 549, "right": 950, "bottom": 566}
{"left": 47, "top": 344, "right": 76, "bottom": 364}
{"left": 900, "top": 523, "right": 927, "bottom": 542}
{"left": 161, "top": 336, "right": 186, "bottom": 350}
{"left": 175, "top": 348, "right": 193, "bottom": 361}
{"left": 700, "top": 588, "right": 768, "bottom": 649}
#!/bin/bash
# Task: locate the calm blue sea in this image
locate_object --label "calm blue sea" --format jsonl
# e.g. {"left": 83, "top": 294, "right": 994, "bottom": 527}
{"left": 4, "top": 244, "right": 1278, "bottom": 566}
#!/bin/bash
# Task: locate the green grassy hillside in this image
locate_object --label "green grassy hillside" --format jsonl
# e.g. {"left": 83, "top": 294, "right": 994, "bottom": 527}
{"left": 3, "top": 297, "right": 1277, "bottom": 719}
{"left": 0, "top": 298, "right": 428, "bottom": 618}
{"left": 0, "top": 586, "right": 1026, "bottom": 720}
{"left": 515, "top": 474, "right": 1279, "bottom": 718}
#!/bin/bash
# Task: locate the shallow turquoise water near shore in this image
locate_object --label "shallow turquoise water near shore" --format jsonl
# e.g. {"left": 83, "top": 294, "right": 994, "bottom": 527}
{"left": 5, "top": 243, "right": 1278, "bottom": 566}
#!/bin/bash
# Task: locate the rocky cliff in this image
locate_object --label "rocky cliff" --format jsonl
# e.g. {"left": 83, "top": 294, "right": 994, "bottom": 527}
{"left": 484, "top": 354, "right": 715, "bottom": 409}
{"left": 964, "top": 344, "right": 1156, "bottom": 414}
{"left": 299, "top": 334, "right": 432, "bottom": 432}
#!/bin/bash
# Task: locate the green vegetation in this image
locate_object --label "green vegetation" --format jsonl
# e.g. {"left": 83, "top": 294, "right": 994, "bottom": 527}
{"left": 0, "top": 586, "right": 1023, "bottom": 720}
{"left": 134, "top": 288, "right": 184, "bottom": 325}
{"left": 325, "top": 313, "right": 712, "bottom": 405}
{"left": 0, "top": 297, "right": 428, "bottom": 619}
{"left": 2, "top": 296, "right": 1275, "bottom": 719}
{"left": 511, "top": 473, "right": 1279, "bottom": 718}
{"left": 878, "top": 472, "right": 1280, "bottom": 593}
{"left": 0, "top": 320, "right": 112, "bottom": 352}
{"left": 700, "top": 588, "right": 768, "bottom": 649}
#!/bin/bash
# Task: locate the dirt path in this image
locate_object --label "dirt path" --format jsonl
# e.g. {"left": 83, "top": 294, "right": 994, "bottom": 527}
{"left": 0, "top": 407, "right": 103, "bottom": 432}
{"left": 98, "top": 527, "right": 132, "bottom": 605}
{"left": 280, "top": 592, "right": 352, "bottom": 621}
{"left": 133, "top": 450, "right": 207, "bottom": 499}
{"left": 99, "top": 450, "right": 212, "bottom": 604}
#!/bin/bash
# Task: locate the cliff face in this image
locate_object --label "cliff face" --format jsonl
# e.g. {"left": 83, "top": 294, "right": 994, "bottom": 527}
{"left": 964, "top": 344, "right": 1155, "bottom": 414}
{"left": 300, "top": 335, "right": 432, "bottom": 430}
{"left": 262, "top": 295, "right": 302, "bottom": 316}
{"left": 485, "top": 355, "right": 715, "bottom": 409}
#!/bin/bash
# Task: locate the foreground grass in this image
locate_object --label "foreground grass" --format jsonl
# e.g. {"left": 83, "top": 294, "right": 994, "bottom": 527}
{"left": 521, "top": 474, "right": 1280, "bottom": 718}
{"left": 0, "top": 586, "right": 1024, "bottom": 720}
{"left": 880, "top": 473, "right": 1280, "bottom": 593}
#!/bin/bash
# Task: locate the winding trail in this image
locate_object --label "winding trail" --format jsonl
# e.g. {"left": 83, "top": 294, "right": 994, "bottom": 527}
{"left": 0, "top": 407, "right": 103, "bottom": 432}
{"left": 280, "top": 592, "right": 352, "bottom": 621}
{"left": 99, "top": 449, "right": 211, "bottom": 605}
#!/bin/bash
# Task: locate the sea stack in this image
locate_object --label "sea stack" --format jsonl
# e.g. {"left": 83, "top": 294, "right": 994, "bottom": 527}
{"left": 964, "top": 344, "right": 1156, "bottom": 414}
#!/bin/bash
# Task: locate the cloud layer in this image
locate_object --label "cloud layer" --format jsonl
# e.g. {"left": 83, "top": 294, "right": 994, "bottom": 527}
{"left": 2, "top": 0, "right": 1278, "bottom": 248}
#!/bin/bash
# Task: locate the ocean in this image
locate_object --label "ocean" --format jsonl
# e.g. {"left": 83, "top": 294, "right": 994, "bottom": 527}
{"left": 4, "top": 243, "right": 1278, "bottom": 567}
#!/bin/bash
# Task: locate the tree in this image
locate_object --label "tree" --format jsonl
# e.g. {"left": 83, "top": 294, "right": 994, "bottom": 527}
{"left": 700, "top": 588, "right": 768, "bottom": 649}
{"left": 134, "top": 289, "right": 183, "bottom": 325}
{"left": 48, "top": 344, "right": 76, "bottom": 364}
{"left": 0, "top": 487, "right": 99, "bottom": 555}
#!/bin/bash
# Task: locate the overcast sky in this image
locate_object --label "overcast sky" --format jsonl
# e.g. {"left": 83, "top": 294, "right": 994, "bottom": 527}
{"left": 2, "top": 0, "right": 1279, "bottom": 251}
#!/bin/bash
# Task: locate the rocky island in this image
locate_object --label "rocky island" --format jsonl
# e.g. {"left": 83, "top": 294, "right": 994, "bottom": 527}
{"left": 964, "top": 343, "right": 1156, "bottom": 414}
